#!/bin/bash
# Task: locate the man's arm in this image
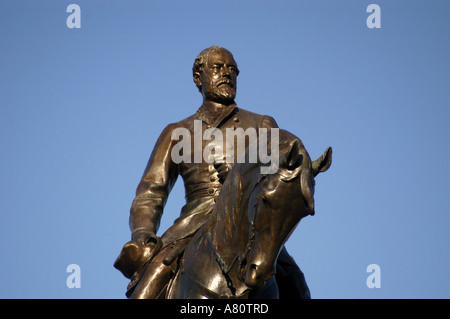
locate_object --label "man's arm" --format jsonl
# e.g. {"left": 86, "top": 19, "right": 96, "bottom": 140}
{"left": 129, "top": 123, "right": 178, "bottom": 245}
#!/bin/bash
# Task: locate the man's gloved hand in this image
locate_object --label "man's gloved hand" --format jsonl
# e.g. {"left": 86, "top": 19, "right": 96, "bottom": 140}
{"left": 131, "top": 228, "right": 159, "bottom": 247}
{"left": 214, "top": 159, "right": 231, "bottom": 183}
{"left": 114, "top": 229, "right": 161, "bottom": 279}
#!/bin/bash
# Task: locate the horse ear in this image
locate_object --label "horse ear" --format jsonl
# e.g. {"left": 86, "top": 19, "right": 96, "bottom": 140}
{"left": 286, "top": 139, "right": 303, "bottom": 169}
{"left": 312, "top": 146, "right": 332, "bottom": 177}
{"left": 280, "top": 139, "right": 305, "bottom": 182}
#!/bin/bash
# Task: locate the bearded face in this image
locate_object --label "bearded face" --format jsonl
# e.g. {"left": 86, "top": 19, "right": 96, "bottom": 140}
{"left": 197, "top": 49, "right": 238, "bottom": 105}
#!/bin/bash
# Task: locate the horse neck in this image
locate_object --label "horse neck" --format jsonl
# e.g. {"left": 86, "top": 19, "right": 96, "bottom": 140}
{"left": 207, "top": 169, "right": 254, "bottom": 257}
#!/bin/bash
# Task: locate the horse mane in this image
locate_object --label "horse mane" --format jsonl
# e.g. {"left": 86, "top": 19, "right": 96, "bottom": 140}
{"left": 209, "top": 129, "right": 303, "bottom": 232}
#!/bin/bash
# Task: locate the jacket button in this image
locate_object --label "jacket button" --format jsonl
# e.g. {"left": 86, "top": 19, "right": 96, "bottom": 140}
{"left": 208, "top": 187, "right": 215, "bottom": 195}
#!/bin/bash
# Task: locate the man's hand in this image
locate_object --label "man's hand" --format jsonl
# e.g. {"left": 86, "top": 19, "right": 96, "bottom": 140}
{"left": 131, "top": 228, "right": 159, "bottom": 247}
{"left": 114, "top": 229, "right": 161, "bottom": 279}
{"left": 214, "top": 159, "right": 231, "bottom": 183}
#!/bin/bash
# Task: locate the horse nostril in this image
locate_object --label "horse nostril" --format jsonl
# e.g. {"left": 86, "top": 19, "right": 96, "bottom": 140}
{"left": 249, "top": 264, "right": 259, "bottom": 282}
{"left": 244, "top": 263, "right": 261, "bottom": 289}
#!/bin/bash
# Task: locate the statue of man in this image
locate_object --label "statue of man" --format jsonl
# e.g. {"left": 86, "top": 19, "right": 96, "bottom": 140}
{"left": 114, "top": 46, "right": 310, "bottom": 299}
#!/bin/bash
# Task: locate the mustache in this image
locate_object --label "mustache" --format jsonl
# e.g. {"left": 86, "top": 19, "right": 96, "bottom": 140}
{"left": 217, "top": 79, "right": 235, "bottom": 88}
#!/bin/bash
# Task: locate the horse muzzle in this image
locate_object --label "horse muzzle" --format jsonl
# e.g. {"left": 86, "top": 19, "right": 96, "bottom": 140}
{"left": 242, "top": 261, "right": 274, "bottom": 290}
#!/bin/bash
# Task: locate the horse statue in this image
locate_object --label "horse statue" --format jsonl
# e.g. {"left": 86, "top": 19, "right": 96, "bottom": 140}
{"left": 165, "top": 129, "right": 332, "bottom": 298}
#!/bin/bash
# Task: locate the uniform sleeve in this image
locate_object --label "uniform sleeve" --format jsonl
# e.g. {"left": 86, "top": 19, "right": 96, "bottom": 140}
{"left": 129, "top": 123, "right": 179, "bottom": 237}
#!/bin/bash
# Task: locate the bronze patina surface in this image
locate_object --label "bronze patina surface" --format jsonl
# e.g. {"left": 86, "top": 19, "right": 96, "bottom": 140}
{"left": 114, "top": 46, "right": 332, "bottom": 299}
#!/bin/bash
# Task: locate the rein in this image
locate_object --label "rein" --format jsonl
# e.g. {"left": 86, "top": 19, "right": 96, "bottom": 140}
{"left": 205, "top": 173, "right": 269, "bottom": 295}
{"left": 239, "top": 173, "right": 268, "bottom": 272}
{"left": 205, "top": 231, "right": 239, "bottom": 295}
{"left": 238, "top": 170, "right": 301, "bottom": 275}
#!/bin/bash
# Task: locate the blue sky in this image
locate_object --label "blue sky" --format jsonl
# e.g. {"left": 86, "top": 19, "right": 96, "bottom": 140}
{"left": 1, "top": 0, "right": 449, "bottom": 298}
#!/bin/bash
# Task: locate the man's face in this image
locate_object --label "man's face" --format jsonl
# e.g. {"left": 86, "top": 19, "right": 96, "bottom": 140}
{"left": 200, "top": 49, "right": 238, "bottom": 104}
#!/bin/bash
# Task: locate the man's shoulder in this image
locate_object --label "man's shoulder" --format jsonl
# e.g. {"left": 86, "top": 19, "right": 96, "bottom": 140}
{"left": 236, "top": 106, "right": 278, "bottom": 127}
{"left": 236, "top": 106, "right": 273, "bottom": 119}
{"left": 236, "top": 106, "right": 262, "bottom": 117}
{"left": 162, "top": 114, "right": 197, "bottom": 131}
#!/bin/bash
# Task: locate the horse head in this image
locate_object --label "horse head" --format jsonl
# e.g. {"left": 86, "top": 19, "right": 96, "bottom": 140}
{"left": 239, "top": 129, "right": 332, "bottom": 290}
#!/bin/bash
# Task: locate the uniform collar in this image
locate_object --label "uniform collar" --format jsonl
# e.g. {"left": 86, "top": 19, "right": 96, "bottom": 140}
{"left": 195, "top": 102, "right": 238, "bottom": 128}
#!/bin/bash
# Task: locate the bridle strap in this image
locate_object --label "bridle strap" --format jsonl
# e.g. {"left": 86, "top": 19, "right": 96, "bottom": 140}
{"left": 205, "top": 231, "right": 239, "bottom": 295}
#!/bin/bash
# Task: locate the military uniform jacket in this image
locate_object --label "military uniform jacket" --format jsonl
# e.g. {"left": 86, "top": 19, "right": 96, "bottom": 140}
{"left": 129, "top": 103, "right": 278, "bottom": 250}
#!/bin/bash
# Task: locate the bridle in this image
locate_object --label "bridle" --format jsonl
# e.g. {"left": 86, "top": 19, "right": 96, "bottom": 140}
{"left": 204, "top": 166, "right": 303, "bottom": 296}
{"left": 205, "top": 173, "right": 269, "bottom": 296}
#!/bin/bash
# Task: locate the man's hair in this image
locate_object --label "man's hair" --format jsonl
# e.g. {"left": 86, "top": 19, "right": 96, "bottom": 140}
{"left": 193, "top": 46, "right": 239, "bottom": 92}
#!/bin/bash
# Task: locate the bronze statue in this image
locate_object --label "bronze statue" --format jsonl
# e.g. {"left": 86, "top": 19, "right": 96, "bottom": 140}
{"left": 114, "top": 46, "right": 332, "bottom": 299}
